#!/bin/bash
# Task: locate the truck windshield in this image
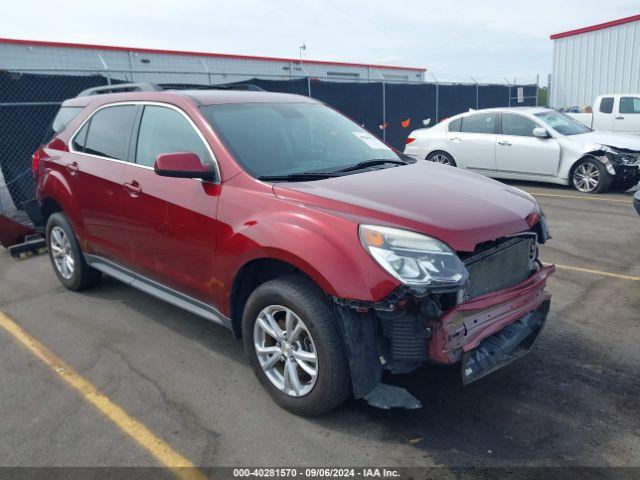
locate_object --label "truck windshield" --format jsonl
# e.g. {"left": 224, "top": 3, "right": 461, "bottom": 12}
{"left": 201, "top": 102, "right": 400, "bottom": 178}
{"left": 534, "top": 110, "right": 591, "bottom": 136}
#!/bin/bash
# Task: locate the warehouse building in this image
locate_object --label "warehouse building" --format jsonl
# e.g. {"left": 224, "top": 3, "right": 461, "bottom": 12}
{"left": 550, "top": 14, "right": 640, "bottom": 109}
{"left": 0, "top": 37, "right": 425, "bottom": 84}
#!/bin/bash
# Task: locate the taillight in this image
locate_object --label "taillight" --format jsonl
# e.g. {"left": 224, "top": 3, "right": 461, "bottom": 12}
{"left": 32, "top": 147, "right": 42, "bottom": 176}
{"left": 405, "top": 137, "right": 416, "bottom": 144}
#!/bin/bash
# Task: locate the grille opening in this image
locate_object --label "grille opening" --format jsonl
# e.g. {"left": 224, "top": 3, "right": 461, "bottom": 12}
{"left": 462, "top": 235, "right": 536, "bottom": 301}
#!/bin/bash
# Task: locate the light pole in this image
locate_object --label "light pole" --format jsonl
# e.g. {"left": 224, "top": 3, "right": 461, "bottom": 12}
{"left": 299, "top": 42, "right": 306, "bottom": 73}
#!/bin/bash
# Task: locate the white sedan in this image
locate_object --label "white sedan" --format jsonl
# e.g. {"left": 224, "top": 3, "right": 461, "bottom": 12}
{"left": 403, "top": 107, "right": 640, "bottom": 193}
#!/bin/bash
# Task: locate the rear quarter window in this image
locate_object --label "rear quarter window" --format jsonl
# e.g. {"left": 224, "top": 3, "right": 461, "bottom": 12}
{"left": 448, "top": 118, "right": 462, "bottom": 132}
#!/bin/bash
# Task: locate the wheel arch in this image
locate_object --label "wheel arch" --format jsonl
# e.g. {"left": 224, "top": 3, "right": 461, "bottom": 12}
{"left": 229, "top": 257, "right": 325, "bottom": 339}
{"left": 427, "top": 149, "right": 457, "bottom": 166}
{"left": 39, "top": 170, "right": 81, "bottom": 228}
{"left": 569, "top": 154, "right": 613, "bottom": 192}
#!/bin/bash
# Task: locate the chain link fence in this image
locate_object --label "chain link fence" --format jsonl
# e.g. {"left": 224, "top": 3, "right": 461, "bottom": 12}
{"left": 0, "top": 68, "right": 539, "bottom": 224}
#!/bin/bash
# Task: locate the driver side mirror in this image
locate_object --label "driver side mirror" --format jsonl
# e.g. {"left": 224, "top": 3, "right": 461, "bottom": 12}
{"left": 154, "top": 152, "right": 217, "bottom": 181}
{"left": 532, "top": 127, "right": 550, "bottom": 139}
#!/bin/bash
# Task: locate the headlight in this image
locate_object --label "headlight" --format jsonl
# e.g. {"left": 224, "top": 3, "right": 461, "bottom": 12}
{"left": 601, "top": 145, "right": 640, "bottom": 165}
{"left": 359, "top": 225, "right": 469, "bottom": 287}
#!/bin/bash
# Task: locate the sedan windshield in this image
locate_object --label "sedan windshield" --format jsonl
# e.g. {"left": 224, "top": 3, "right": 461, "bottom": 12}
{"left": 534, "top": 110, "right": 591, "bottom": 136}
{"left": 201, "top": 102, "right": 401, "bottom": 178}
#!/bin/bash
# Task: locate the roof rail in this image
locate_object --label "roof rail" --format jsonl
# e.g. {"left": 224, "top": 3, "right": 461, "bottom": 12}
{"left": 76, "top": 82, "right": 162, "bottom": 97}
{"left": 161, "top": 82, "right": 265, "bottom": 92}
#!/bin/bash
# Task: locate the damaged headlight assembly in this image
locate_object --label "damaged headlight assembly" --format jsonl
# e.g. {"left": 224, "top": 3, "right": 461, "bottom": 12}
{"left": 359, "top": 225, "right": 469, "bottom": 289}
{"left": 601, "top": 145, "right": 640, "bottom": 166}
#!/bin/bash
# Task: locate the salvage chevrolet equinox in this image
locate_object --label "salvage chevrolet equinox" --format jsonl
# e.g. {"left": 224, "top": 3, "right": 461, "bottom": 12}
{"left": 35, "top": 84, "right": 554, "bottom": 416}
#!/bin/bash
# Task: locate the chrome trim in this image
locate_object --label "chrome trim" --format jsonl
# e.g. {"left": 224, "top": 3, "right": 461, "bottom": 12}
{"left": 68, "top": 101, "right": 221, "bottom": 181}
{"left": 84, "top": 254, "right": 232, "bottom": 330}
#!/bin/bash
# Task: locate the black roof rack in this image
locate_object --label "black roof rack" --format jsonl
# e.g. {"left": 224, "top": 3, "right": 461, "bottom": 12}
{"left": 76, "top": 82, "right": 162, "bottom": 97}
{"left": 76, "top": 81, "right": 265, "bottom": 98}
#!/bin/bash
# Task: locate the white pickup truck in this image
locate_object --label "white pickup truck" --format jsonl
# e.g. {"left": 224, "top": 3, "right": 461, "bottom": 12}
{"left": 568, "top": 94, "right": 640, "bottom": 134}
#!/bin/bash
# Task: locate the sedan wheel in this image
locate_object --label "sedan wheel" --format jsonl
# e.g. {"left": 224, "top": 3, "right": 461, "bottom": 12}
{"left": 253, "top": 305, "right": 318, "bottom": 398}
{"left": 427, "top": 151, "right": 456, "bottom": 166}
{"left": 572, "top": 162, "right": 600, "bottom": 193}
{"left": 431, "top": 153, "right": 452, "bottom": 165}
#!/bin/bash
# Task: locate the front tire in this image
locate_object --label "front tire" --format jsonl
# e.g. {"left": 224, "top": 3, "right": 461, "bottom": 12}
{"left": 46, "top": 212, "right": 102, "bottom": 291}
{"left": 571, "top": 158, "right": 612, "bottom": 193}
{"left": 242, "top": 275, "right": 351, "bottom": 416}
{"left": 427, "top": 151, "right": 456, "bottom": 167}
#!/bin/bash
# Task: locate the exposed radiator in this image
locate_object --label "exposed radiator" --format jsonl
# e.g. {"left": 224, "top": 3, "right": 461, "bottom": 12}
{"left": 464, "top": 236, "right": 535, "bottom": 301}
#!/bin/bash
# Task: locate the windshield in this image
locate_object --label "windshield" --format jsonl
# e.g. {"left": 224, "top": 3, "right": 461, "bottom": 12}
{"left": 534, "top": 110, "right": 591, "bottom": 136}
{"left": 201, "top": 102, "right": 400, "bottom": 178}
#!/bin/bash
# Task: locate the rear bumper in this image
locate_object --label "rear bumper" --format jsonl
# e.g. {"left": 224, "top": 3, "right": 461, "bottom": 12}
{"left": 427, "top": 265, "right": 555, "bottom": 365}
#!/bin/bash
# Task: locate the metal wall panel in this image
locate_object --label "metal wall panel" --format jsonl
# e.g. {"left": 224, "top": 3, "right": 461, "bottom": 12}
{"left": 551, "top": 19, "right": 640, "bottom": 108}
{"left": 0, "top": 42, "right": 424, "bottom": 82}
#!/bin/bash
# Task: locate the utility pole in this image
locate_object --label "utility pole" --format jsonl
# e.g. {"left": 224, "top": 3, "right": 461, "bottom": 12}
{"left": 299, "top": 42, "right": 306, "bottom": 74}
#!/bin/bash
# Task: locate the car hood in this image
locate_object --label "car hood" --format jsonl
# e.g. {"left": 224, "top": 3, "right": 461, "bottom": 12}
{"left": 570, "top": 131, "right": 640, "bottom": 151}
{"left": 273, "top": 162, "right": 538, "bottom": 252}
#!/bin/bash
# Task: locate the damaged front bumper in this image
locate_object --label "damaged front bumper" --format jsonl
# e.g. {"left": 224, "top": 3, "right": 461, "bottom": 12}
{"left": 333, "top": 264, "right": 555, "bottom": 408}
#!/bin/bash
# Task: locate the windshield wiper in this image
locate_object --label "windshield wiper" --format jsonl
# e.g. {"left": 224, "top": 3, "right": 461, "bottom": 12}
{"left": 257, "top": 172, "right": 338, "bottom": 182}
{"left": 331, "top": 158, "right": 409, "bottom": 173}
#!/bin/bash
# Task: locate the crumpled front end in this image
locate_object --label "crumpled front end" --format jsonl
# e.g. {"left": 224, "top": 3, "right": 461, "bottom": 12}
{"left": 333, "top": 229, "right": 554, "bottom": 408}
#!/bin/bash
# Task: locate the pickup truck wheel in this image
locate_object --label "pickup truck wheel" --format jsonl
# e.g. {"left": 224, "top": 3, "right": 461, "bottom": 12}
{"left": 427, "top": 151, "right": 456, "bottom": 167}
{"left": 46, "top": 212, "right": 101, "bottom": 291}
{"left": 571, "top": 159, "right": 612, "bottom": 193}
{"left": 242, "top": 275, "right": 350, "bottom": 416}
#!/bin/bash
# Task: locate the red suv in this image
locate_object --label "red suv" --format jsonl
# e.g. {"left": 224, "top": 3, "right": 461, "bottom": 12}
{"left": 35, "top": 84, "right": 554, "bottom": 416}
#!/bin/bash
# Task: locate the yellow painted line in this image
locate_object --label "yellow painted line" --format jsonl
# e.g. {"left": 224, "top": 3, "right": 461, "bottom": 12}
{"left": 0, "top": 311, "right": 207, "bottom": 480}
{"left": 530, "top": 192, "right": 633, "bottom": 204}
{"left": 555, "top": 264, "right": 640, "bottom": 282}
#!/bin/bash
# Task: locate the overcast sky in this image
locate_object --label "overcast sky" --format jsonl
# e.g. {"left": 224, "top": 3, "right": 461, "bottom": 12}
{"left": 2, "top": 0, "right": 638, "bottom": 82}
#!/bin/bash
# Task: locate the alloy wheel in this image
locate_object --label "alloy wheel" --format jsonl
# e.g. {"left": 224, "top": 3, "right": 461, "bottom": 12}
{"left": 253, "top": 305, "right": 318, "bottom": 397}
{"left": 573, "top": 162, "right": 600, "bottom": 192}
{"left": 431, "top": 153, "right": 451, "bottom": 165}
{"left": 50, "top": 226, "right": 75, "bottom": 280}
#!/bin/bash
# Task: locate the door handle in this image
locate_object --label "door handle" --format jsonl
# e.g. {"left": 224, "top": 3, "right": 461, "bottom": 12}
{"left": 66, "top": 162, "right": 79, "bottom": 175}
{"left": 451, "top": 136, "right": 462, "bottom": 142}
{"left": 498, "top": 140, "right": 512, "bottom": 146}
{"left": 123, "top": 181, "right": 142, "bottom": 196}
{"left": 615, "top": 115, "right": 625, "bottom": 120}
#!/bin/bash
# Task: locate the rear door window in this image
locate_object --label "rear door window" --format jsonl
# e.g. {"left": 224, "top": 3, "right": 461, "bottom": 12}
{"left": 460, "top": 113, "right": 497, "bottom": 134}
{"left": 599, "top": 97, "right": 614, "bottom": 114}
{"left": 135, "top": 105, "right": 210, "bottom": 168}
{"left": 74, "top": 105, "right": 137, "bottom": 161}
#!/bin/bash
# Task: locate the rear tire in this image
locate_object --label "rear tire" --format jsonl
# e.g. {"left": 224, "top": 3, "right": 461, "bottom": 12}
{"left": 242, "top": 274, "right": 351, "bottom": 416}
{"left": 571, "top": 158, "right": 612, "bottom": 194}
{"left": 427, "top": 151, "right": 456, "bottom": 167}
{"left": 46, "top": 212, "right": 102, "bottom": 291}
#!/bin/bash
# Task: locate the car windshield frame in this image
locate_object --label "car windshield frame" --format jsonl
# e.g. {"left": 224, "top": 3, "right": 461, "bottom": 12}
{"left": 534, "top": 110, "right": 592, "bottom": 136}
{"left": 200, "top": 102, "right": 405, "bottom": 180}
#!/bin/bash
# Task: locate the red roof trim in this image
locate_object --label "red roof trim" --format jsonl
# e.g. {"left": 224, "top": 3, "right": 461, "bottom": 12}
{"left": 0, "top": 37, "right": 426, "bottom": 72}
{"left": 550, "top": 13, "right": 640, "bottom": 39}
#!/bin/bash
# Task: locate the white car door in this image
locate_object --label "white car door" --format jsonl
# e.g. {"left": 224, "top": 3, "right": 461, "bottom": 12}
{"left": 448, "top": 112, "right": 497, "bottom": 173}
{"left": 614, "top": 96, "right": 640, "bottom": 133}
{"left": 593, "top": 96, "right": 615, "bottom": 131}
{"left": 496, "top": 113, "right": 561, "bottom": 177}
